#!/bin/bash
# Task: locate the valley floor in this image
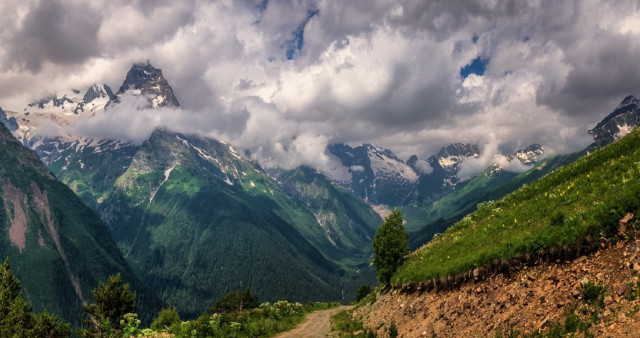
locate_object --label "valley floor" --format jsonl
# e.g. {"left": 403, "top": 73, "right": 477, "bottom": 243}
{"left": 354, "top": 234, "right": 640, "bottom": 337}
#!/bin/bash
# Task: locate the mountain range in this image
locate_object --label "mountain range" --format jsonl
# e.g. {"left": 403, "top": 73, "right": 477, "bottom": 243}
{"left": 1, "top": 62, "right": 638, "bottom": 319}
{"left": 0, "top": 121, "right": 161, "bottom": 326}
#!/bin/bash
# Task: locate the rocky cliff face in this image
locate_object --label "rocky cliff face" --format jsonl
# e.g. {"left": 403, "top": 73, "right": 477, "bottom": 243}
{"left": 111, "top": 62, "right": 180, "bottom": 108}
{"left": 327, "top": 143, "right": 419, "bottom": 206}
{"left": 589, "top": 95, "right": 640, "bottom": 145}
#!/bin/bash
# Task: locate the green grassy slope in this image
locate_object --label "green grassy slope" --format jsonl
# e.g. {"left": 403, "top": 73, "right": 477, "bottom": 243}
{"left": 394, "top": 128, "right": 640, "bottom": 284}
{"left": 405, "top": 152, "right": 584, "bottom": 249}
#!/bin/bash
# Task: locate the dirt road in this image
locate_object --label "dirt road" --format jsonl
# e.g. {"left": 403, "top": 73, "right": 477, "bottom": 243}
{"left": 277, "top": 305, "right": 352, "bottom": 338}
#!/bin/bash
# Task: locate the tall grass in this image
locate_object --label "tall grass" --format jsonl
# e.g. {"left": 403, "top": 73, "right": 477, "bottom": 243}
{"left": 394, "top": 128, "right": 640, "bottom": 283}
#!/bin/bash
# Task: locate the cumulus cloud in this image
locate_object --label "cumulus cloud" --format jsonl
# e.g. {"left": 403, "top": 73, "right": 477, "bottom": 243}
{"left": 1, "top": 0, "right": 640, "bottom": 170}
{"left": 457, "top": 134, "right": 534, "bottom": 180}
{"left": 413, "top": 160, "right": 433, "bottom": 175}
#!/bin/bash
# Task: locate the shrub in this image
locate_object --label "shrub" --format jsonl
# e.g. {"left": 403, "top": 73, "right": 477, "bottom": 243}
{"left": 355, "top": 284, "right": 372, "bottom": 302}
{"left": 389, "top": 321, "right": 398, "bottom": 338}
{"left": 210, "top": 288, "right": 259, "bottom": 314}
{"left": 550, "top": 211, "right": 565, "bottom": 226}
{"left": 150, "top": 307, "right": 181, "bottom": 331}
{"left": 580, "top": 281, "right": 605, "bottom": 308}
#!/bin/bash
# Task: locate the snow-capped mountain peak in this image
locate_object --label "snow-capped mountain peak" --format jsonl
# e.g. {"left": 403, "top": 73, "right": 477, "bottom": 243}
{"left": 326, "top": 143, "right": 418, "bottom": 205}
{"left": 432, "top": 143, "right": 480, "bottom": 173}
{"left": 589, "top": 95, "right": 640, "bottom": 144}
{"left": 111, "top": 62, "right": 180, "bottom": 109}
{"left": 76, "top": 84, "right": 114, "bottom": 115}
{"left": 366, "top": 145, "right": 419, "bottom": 183}
{"left": 513, "top": 144, "right": 544, "bottom": 165}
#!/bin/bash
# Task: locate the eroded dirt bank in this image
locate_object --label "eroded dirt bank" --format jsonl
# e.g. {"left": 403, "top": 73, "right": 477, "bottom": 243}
{"left": 355, "top": 236, "right": 640, "bottom": 337}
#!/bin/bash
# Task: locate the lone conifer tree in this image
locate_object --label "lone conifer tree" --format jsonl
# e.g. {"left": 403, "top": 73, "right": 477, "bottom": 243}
{"left": 372, "top": 210, "right": 409, "bottom": 285}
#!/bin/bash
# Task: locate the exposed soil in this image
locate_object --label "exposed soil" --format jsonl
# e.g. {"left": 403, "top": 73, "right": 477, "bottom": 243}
{"left": 3, "top": 180, "right": 28, "bottom": 252}
{"left": 278, "top": 306, "right": 352, "bottom": 338}
{"left": 354, "top": 233, "right": 640, "bottom": 337}
{"left": 32, "top": 181, "right": 87, "bottom": 305}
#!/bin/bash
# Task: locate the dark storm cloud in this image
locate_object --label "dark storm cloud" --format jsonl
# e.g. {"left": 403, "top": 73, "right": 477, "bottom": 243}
{"left": 538, "top": 30, "right": 640, "bottom": 122}
{"left": 8, "top": 0, "right": 101, "bottom": 72}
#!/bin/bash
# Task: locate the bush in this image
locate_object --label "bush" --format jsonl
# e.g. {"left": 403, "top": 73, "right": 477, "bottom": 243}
{"left": 355, "top": 284, "right": 372, "bottom": 302}
{"left": 210, "top": 288, "right": 259, "bottom": 314}
{"left": 580, "top": 280, "right": 605, "bottom": 308}
{"left": 389, "top": 321, "right": 398, "bottom": 338}
{"left": 550, "top": 211, "right": 565, "bottom": 226}
{"left": 150, "top": 307, "right": 181, "bottom": 331}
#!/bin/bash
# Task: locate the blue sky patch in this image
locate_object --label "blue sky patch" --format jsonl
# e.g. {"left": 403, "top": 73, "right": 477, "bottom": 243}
{"left": 284, "top": 9, "right": 319, "bottom": 60}
{"left": 460, "top": 56, "right": 489, "bottom": 79}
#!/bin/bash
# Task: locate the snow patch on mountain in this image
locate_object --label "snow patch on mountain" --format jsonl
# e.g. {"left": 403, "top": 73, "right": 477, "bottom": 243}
{"left": 438, "top": 155, "right": 470, "bottom": 169}
{"left": 326, "top": 143, "right": 419, "bottom": 205}
{"left": 589, "top": 95, "right": 640, "bottom": 144}
{"left": 164, "top": 163, "right": 177, "bottom": 183}
{"left": 368, "top": 147, "right": 418, "bottom": 183}
{"left": 615, "top": 123, "right": 633, "bottom": 139}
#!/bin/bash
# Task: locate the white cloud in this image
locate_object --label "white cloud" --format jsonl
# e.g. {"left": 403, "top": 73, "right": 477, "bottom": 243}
{"left": 413, "top": 160, "right": 433, "bottom": 175}
{"left": 1, "top": 0, "right": 639, "bottom": 170}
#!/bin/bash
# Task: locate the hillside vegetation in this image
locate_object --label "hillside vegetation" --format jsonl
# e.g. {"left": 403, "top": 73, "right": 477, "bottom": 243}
{"left": 402, "top": 152, "right": 583, "bottom": 249}
{"left": 98, "top": 129, "right": 377, "bottom": 317}
{"left": 0, "top": 123, "right": 162, "bottom": 327}
{"left": 394, "top": 127, "right": 640, "bottom": 284}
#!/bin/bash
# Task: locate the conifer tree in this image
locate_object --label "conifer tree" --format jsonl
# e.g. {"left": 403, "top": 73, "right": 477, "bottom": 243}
{"left": 0, "top": 258, "right": 71, "bottom": 337}
{"left": 79, "top": 273, "right": 136, "bottom": 337}
{"left": 372, "top": 210, "right": 409, "bottom": 284}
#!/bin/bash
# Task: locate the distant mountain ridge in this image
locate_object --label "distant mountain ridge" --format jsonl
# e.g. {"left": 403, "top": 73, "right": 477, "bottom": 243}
{"left": 98, "top": 128, "right": 378, "bottom": 316}
{"left": 327, "top": 143, "right": 418, "bottom": 205}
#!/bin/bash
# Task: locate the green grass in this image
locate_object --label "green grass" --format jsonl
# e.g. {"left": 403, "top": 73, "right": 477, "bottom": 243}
{"left": 330, "top": 309, "right": 376, "bottom": 337}
{"left": 406, "top": 152, "right": 582, "bottom": 249}
{"left": 135, "top": 301, "right": 340, "bottom": 337}
{"left": 394, "top": 128, "right": 640, "bottom": 283}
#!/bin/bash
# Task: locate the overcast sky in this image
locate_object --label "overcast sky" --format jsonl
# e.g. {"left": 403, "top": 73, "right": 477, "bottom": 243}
{"left": 1, "top": 0, "right": 639, "bottom": 171}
